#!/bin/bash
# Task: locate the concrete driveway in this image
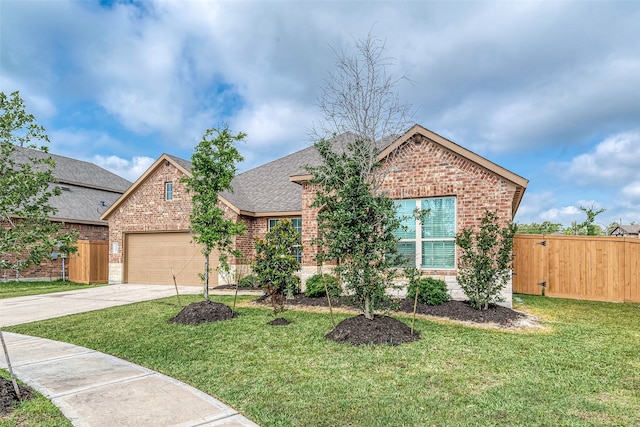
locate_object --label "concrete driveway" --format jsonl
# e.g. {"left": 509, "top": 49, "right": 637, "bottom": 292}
{"left": 0, "top": 284, "right": 203, "bottom": 327}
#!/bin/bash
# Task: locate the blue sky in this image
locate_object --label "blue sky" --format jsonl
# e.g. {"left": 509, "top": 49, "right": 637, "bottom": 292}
{"left": 2, "top": 0, "right": 640, "bottom": 228}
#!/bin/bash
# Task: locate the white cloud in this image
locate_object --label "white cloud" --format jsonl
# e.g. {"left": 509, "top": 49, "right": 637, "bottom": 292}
{"left": 561, "top": 131, "right": 640, "bottom": 186}
{"left": 92, "top": 155, "right": 154, "bottom": 182}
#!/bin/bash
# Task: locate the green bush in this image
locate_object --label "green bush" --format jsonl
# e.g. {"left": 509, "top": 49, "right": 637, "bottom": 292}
{"left": 305, "top": 274, "right": 342, "bottom": 298}
{"left": 406, "top": 277, "right": 450, "bottom": 305}
{"left": 238, "top": 274, "right": 260, "bottom": 289}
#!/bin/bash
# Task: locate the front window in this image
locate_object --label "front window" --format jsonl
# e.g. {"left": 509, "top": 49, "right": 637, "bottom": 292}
{"left": 269, "top": 218, "right": 302, "bottom": 264}
{"left": 165, "top": 182, "right": 173, "bottom": 201}
{"left": 394, "top": 197, "right": 456, "bottom": 269}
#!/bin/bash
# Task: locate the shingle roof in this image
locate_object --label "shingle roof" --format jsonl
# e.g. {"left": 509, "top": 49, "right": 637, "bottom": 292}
{"left": 11, "top": 146, "right": 132, "bottom": 224}
{"left": 617, "top": 225, "right": 640, "bottom": 235}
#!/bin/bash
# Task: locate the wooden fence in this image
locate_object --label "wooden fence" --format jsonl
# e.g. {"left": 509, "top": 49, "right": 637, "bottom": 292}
{"left": 68, "top": 240, "right": 108, "bottom": 284}
{"left": 512, "top": 234, "right": 640, "bottom": 303}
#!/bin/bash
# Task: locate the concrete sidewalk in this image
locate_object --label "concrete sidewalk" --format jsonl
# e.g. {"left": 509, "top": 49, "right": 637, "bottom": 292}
{"left": 0, "top": 284, "right": 261, "bottom": 426}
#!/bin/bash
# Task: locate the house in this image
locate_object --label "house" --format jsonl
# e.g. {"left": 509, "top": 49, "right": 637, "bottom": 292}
{"left": 609, "top": 224, "right": 640, "bottom": 237}
{"left": 102, "top": 124, "right": 528, "bottom": 306}
{"left": 3, "top": 147, "right": 131, "bottom": 281}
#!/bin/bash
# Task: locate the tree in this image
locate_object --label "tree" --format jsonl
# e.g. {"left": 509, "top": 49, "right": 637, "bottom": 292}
{"left": 1, "top": 90, "right": 78, "bottom": 402}
{"left": 0, "top": 91, "right": 78, "bottom": 277}
{"left": 455, "top": 210, "right": 517, "bottom": 310}
{"left": 308, "top": 32, "right": 413, "bottom": 320}
{"left": 516, "top": 221, "right": 563, "bottom": 235}
{"left": 253, "top": 218, "right": 301, "bottom": 314}
{"left": 181, "top": 126, "right": 246, "bottom": 301}
{"left": 563, "top": 205, "right": 606, "bottom": 236}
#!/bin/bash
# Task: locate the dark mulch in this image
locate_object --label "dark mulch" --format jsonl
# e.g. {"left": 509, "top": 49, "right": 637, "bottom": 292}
{"left": 213, "top": 284, "right": 259, "bottom": 290}
{"left": 268, "top": 317, "right": 291, "bottom": 326}
{"left": 169, "top": 300, "right": 237, "bottom": 325}
{"left": 0, "top": 378, "right": 34, "bottom": 415}
{"left": 258, "top": 294, "right": 526, "bottom": 327}
{"left": 325, "top": 314, "right": 420, "bottom": 346}
{"left": 396, "top": 299, "right": 525, "bottom": 325}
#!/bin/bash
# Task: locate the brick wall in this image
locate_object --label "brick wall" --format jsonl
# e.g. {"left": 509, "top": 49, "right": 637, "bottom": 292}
{"left": 1, "top": 221, "right": 108, "bottom": 281}
{"left": 106, "top": 159, "right": 249, "bottom": 283}
{"left": 299, "top": 133, "right": 518, "bottom": 306}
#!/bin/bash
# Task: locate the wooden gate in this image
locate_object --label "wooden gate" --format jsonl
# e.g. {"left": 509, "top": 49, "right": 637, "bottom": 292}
{"left": 68, "top": 240, "right": 108, "bottom": 284}
{"left": 512, "top": 234, "right": 640, "bottom": 303}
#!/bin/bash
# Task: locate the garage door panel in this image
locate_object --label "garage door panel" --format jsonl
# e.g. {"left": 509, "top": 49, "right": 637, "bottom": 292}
{"left": 125, "top": 233, "right": 218, "bottom": 286}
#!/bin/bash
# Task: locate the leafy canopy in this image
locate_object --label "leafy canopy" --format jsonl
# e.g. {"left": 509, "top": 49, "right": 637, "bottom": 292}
{"left": 0, "top": 91, "right": 78, "bottom": 275}
{"left": 455, "top": 210, "right": 516, "bottom": 310}
{"left": 182, "top": 126, "right": 246, "bottom": 298}
{"left": 309, "top": 138, "right": 402, "bottom": 319}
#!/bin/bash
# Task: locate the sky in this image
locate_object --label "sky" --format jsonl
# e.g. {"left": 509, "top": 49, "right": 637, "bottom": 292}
{"left": 1, "top": 0, "right": 640, "bottom": 228}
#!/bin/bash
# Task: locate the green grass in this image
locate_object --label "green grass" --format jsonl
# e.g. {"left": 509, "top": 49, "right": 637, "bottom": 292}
{"left": 0, "top": 281, "right": 102, "bottom": 299}
{"left": 7, "top": 295, "right": 640, "bottom": 426}
{"left": 0, "top": 370, "right": 72, "bottom": 427}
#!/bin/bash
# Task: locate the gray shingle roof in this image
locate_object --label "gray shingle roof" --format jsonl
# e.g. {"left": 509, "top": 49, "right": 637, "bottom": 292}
{"left": 11, "top": 146, "right": 131, "bottom": 224}
{"left": 172, "top": 132, "right": 393, "bottom": 214}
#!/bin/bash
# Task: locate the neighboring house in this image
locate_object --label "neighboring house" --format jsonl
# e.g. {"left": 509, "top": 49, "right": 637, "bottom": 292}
{"left": 102, "top": 124, "right": 528, "bottom": 306}
{"left": 2, "top": 147, "right": 131, "bottom": 281}
{"left": 609, "top": 224, "right": 640, "bottom": 237}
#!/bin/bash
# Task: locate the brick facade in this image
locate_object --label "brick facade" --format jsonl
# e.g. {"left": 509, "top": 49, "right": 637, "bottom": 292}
{"left": 106, "top": 129, "right": 523, "bottom": 306}
{"left": 1, "top": 221, "right": 108, "bottom": 281}
{"left": 298, "top": 134, "right": 518, "bottom": 306}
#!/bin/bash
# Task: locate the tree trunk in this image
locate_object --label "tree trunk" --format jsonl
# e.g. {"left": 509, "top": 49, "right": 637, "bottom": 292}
{"left": 0, "top": 329, "right": 21, "bottom": 401}
{"left": 204, "top": 249, "right": 210, "bottom": 301}
{"left": 364, "top": 296, "right": 373, "bottom": 320}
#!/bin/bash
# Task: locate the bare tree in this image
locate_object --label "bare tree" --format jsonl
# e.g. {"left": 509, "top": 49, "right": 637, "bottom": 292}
{"left": 312, "top": 30, "right": 414, "bottom": 186}
{"left": 308, "top": 31, "right": 415, "bottom": 320}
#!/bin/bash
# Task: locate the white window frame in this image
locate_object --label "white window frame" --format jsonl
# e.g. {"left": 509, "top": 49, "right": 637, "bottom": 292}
{"left": 395, "top": 197, "right": 456, "bottom": 270}
{"left": 165, "top": 182, "right": 173, "bottom": 201}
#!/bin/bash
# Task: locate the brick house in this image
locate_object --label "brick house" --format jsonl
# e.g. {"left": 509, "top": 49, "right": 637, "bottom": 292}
{"left": 2, "top": 147, "right": 131, "bottom": 281}
{"left": 102, "top": 124, "right": 527, "bottom": 306}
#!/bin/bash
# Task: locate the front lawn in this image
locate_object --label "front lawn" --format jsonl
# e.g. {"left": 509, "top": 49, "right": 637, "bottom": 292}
{"left": 7, "top": 295, "right": 640, "bottom": 426}
{"left": 0, "top": 281, "right": 101, "bottom": 299}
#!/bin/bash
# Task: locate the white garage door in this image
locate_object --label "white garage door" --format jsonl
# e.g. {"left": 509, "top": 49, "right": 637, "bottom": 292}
{"left": 125, "top": 232, "right": 217, "bottom": 286}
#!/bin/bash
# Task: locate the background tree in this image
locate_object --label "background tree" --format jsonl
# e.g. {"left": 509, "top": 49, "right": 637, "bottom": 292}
{"left": 563, "top": 205, "right": 606, "bottom": 236}
{"left": 253, "top": 219, "right": 301, "bottom": 314}
{"left": 308, "top": 31, "right": 413, "bottom": 320}
{"left": 182, "top": 126, "right": 246, "bottom": 301}
{"left": 516, "top": 221, "right": 563, "bottom": 235}
{"left": 455, "top": 210, "right": 516, "bottom": 310}
{"left": 0, "top": 91, "right": 78, "bottom": 277}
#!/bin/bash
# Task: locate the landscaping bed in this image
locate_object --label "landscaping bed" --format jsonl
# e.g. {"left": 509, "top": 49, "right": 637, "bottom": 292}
{"left": 257, "top": 293, "right": 531, "bottom": 328}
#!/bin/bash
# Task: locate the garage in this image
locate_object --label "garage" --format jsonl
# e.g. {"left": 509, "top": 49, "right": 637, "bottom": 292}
{"left": 125, "top": 232, "right": 217, "bottom": 286}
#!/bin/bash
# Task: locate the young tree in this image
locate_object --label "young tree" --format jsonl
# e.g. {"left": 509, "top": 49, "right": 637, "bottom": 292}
{"left": 0, "top": 91, "right": 78, "bottom": 277}
{"left": 455, "top": 210, "right": 517, "bottom": 310}
{"left": 309, "top": 32, "right": 413, "bottom": 320}
{"left": 1, "top": 90, "right": 78, "bottom": 401}
{"left": 253, "top": 219, "right": 301, "bottom": 314}
{"left": 182, "top": 126, "right": 246, "bottom": 301}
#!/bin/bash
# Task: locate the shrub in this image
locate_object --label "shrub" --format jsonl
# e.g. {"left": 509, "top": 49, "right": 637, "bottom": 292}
{"left": 406, "top": 277, "right": 450, "bottom": 306}
{"left": 455, "top": 210, "right": 516, "bottom": 310}
{"left": 305, "top": 274, "right": 342, "bottom": 298}
{"left": 238, "top": 274, "right": 260, "bottom": 289}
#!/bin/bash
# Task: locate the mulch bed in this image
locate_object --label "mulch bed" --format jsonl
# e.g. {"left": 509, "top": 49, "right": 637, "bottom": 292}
{"left": 258, "top": 294, "right": 527, "bottom": 327}
{"left": 169, "top": 300, "right": 237, "bottom": 325}
{"left": 268, "top": 317, "right": 291, "bottom": 326}
{"left": 255, "top": 293, "right": 532, "bottom": 346}
{"left": 325, "top": 315, "right": 420, "bottom": 346}
{"left": 0, "top": 378, "right": 33, "bottom": 415}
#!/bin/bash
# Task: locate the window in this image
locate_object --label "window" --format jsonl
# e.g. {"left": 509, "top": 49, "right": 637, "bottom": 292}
{"left": 268, "top": 218, "right": 302, "bottom": 264}
{"left": 165, "top": 182, "right": 173, "bottom": 201}
{"left": 394, "top": 197, "right": 456, "bottom": 269}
